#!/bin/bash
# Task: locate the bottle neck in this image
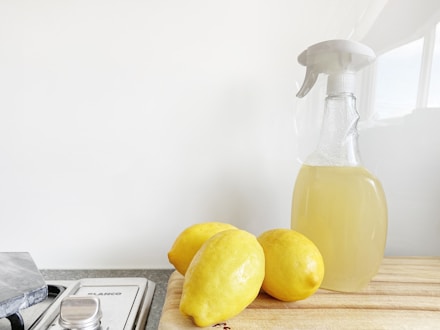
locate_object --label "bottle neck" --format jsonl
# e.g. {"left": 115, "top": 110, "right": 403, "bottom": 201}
{"left": 306, "top": 93, "right": 361, "bottom": 166}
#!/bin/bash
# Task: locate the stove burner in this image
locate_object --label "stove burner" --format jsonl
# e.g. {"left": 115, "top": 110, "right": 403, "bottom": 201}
{"left": 0, "top": 278, "right": 155, "bottom": 330}
{"left": 58, "top": 296, "right": 102, "bottom": 330}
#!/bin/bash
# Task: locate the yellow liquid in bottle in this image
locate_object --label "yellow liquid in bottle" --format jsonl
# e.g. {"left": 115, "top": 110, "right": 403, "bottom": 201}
{"left": 291, "top": 165, "right": 387, "bottom": 292}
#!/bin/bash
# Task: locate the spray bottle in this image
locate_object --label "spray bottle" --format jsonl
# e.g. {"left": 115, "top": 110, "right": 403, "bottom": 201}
{"left": 291, "top": 40, "right": 388, "bottom": 292}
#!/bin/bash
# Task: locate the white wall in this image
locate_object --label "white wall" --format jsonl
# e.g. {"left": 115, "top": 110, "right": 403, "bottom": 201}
{"left": 360, "top": 110, "right": 440, "bottom": 256}
{"left": 0, "top": 0, "right": 438, "bottom": 269}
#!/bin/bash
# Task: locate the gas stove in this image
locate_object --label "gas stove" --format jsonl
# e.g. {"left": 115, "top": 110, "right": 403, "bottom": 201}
{"left": 0, "top": 277, "right": 156, "bottom": 330}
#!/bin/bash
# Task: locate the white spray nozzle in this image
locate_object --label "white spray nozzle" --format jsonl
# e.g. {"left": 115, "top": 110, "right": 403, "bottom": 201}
{"left": 296, "top": 39, "right": 376, "bottom": 98}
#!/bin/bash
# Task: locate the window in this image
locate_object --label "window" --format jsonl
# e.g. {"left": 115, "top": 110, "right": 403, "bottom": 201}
{"left": 428, "top": 23, "right": 440, "bottom": 107}
{"left": 371, "top": 21, "right": 440, "bottom": 121}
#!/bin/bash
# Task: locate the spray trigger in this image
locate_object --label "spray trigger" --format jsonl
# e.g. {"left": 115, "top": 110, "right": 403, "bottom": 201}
{"left": 295, "top": 39, "right": 376, "bottom": 98}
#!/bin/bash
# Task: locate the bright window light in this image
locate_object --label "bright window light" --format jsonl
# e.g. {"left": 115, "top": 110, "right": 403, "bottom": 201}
{"left": 372, "top": 21, "right": 440, "bottom": 120}
{"left": 374, "top": 38, "right": 423, "bottom": 120}
{"left": 428, "top": 23, "right": 440, "bottom": 107}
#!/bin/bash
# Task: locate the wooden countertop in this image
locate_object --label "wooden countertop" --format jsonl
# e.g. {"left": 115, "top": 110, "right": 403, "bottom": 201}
{"left": 159, "top": 257, "right": 440, "bottom": 329}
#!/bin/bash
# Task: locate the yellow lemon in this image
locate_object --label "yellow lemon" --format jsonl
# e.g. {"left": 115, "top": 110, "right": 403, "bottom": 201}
{"left": 168, "top": 222, "right": 237, "bottom": 275}
{"left": 180, "top": 229, "right": 265, "bottom": 327}
{"left": 257, "top": 228, "right": 324, "bottom": 301}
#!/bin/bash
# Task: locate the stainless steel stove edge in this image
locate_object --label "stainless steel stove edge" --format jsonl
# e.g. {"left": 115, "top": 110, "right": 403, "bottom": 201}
{"left": 30, "top": 278, "right": 156, "bottom": 330}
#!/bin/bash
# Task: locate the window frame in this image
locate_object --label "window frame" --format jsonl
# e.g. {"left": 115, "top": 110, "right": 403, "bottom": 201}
{"left": 359, "top": 21, "right": 439, "bottom": 123}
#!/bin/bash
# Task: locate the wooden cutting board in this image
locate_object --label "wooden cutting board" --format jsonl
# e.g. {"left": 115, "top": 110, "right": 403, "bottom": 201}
{"left": 159, "top": 257, "right": 440, "bottom": 329}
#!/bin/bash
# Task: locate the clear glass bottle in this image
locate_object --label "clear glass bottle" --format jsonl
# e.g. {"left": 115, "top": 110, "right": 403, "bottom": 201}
{"left": 291, "top": 40, "right": 388, "bottom": 292}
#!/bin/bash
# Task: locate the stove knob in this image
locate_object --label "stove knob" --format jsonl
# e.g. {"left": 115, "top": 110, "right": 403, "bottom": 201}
{"left": 59, "top": 296, "right": 102, "bottom": 330}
